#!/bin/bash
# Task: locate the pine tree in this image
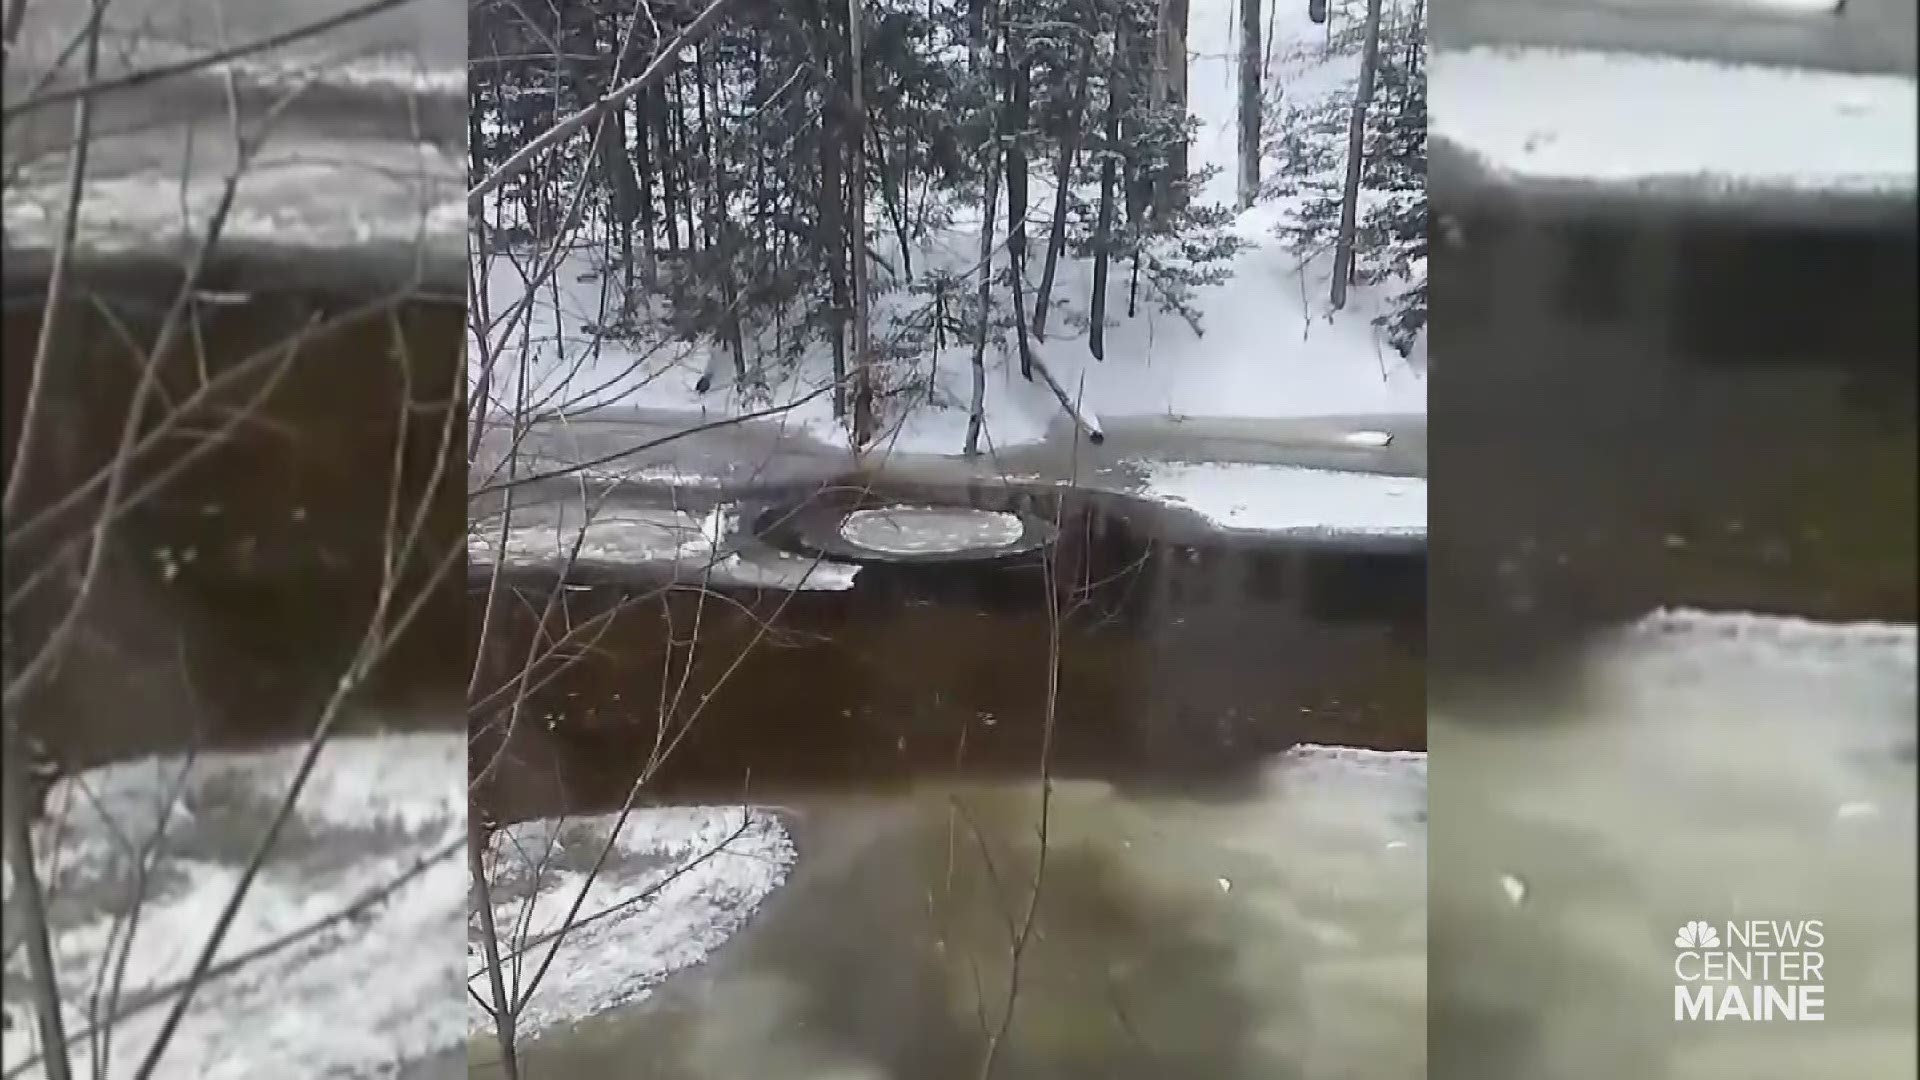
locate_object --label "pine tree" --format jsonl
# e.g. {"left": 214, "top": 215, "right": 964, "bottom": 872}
{"left": 1263, "top": 0, "right": 1425, "bottom": 356}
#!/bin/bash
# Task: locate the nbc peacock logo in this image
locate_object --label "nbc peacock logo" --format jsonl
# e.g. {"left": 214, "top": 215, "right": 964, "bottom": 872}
{"left": 1674, "top": 920, "right": 1720, "bottom": 950}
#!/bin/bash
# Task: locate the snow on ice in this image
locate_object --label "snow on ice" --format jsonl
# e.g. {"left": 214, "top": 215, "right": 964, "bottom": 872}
{"left": 468, "top": 808, "right": 796, "bottom": 1039}
{"left": 1430, "top": 47, "right": 1918, "bottom": 193}
{"left": 2, "top": 735, "right": 467, "bottom": 1080}
{"left": 1140, "top": 461, "right": 1426, "bottom": 535}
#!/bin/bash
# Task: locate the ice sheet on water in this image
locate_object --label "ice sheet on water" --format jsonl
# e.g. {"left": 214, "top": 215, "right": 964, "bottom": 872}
{"left": 837, "top": 506, "right": 1027, "bottom": 556}
{"left": 1139, "top": 461, "right": 1427, "bottom": 535}
{"left": 1430, "top": 48, "right": 1919, "bottom": 193}
{"left": 468, "top": 807, "right": 797, "bottom": 1039}
{"left": 1432, "top": 609, "right": 1917, "bottom": 1077}
{"left": 1, "top": 735, "right": 467, "bottom": 1080}
{"left": 470, "top": 503, "right": 862, "bottom": 590}
{"left": 472, "top": 506, "right": 716, "bottom": 567}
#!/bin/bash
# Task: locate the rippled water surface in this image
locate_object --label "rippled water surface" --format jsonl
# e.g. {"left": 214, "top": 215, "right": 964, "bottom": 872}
{"left": 1432, "top": 610, "right": 1916, "bottom": 1079}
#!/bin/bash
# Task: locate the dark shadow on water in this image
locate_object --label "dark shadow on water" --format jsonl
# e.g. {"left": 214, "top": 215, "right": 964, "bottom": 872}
{"left": 3, "top": 288, "right": 466, "bottom": 776}
{"left": 1431, "top": 194, "right": 1918, "bottom": 700}
{"left": 468, "top": 481, "right": 1426, "bottom": 823}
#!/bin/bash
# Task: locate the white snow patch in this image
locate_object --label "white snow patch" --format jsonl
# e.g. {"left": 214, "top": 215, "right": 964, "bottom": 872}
{"left": 1430, "top": 48, "right": 1919, "bottom": 192}
{"left": 1139, "top": 462, "right": 1426, "bottom": 535}
{"left": 2, "top": 735, "right": 467, "bottom": 1080}
{"left": 709, "top": 549, "right": 864, "bottom": 592}
{"left": 468, "top": 807, "right": 796, "bottom": 1038}
{"left": 837, "top": 506, "right": 1026, "bottom": 556}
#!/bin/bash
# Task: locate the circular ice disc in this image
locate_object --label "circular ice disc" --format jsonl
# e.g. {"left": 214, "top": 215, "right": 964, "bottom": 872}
{"left": 837, "top": 505, "right": 1027, "bottom": 557}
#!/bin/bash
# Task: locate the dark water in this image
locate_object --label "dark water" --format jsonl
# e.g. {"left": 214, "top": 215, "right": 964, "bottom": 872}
{"left": 3, "top": 290, "right": 467, "bottom": 773}
{"left": 1430, "top": 201, "right": 1917, "bottom": 690}
{"left": 464, "top": 480, "right": 1428, "bottom": 1080}
{"left": 468, "top": 481, "right": 1427, "bottom": 823}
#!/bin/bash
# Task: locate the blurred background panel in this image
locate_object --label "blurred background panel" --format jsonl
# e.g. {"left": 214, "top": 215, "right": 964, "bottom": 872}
{"left": 1427, "top": 18, "right": 1916, "bottom": 1080}
{"left": 3, "top": 0, "right": 466, "bottom": 294}
{"left": 1435, "top": 0, "right": 1916, "bottom": 75}
{"left": 3, "top": 2, "right": 467, "bottom": 1077}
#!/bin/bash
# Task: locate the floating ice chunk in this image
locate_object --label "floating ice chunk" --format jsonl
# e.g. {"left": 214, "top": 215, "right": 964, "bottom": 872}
{"left": 1500, "top": 873, "right": 1528, "bottom": 907}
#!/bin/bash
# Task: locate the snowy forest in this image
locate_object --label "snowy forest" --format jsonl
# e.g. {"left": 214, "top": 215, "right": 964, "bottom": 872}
{"left": 467, "top": 0, "right": 1427, "bottom": 454}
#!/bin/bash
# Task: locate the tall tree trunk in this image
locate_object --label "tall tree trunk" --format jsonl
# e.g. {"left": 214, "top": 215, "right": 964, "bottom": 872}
{"left": 819, "top": 70, "right": 849, "bottom": 420}
{"left": 752, "top": 41, "right": 768, "bottom": 262}
{"left": 1004, "top": 45, "right": 1034, "bottom": 381}
{"left": 698, "top": 46, "right": 747, "bottom": 382}
{"left": 1089, "top": 26, "right": 1124, "bottom": 363}
{"left": 1153, "top": 0, "right": 1191, "bottom": 218}
{"left": 929, "top": 279, "right": 945, "bottom": 405}
{"left": 1236, "top": 0, "right": 1261, "bottom": 209}
{"left": 1120, "top": 15, "right": 1150, "bottom": 228}
{"left": 847, "top": 0, "right": 875, "bottom": 446}
{"left": 966, "top": 0, "right": 987, "bottom": 69}
{"left": 1330, "top": 0, "right": 1382, "bottom": 311}
{"left": 693, "top": 62, "right": 715, "bottom": 252}
{"left": 967, "top": 147, "right": 1003, "bottom": 457}
{"left": 871, "top": 131, "right": 914, "bottom": 281}
{"left": 565, "top": 15, "right": 642, "bottom": 307}
{"left": 965, "top": 0, "right": 1004, "bottom": 456}
{"left": 469, "top": 94, "right": 486, "bottom": 183}
{"left": 633, "top": 95, "right": 659, "bottom": 289}
{"left": 1032, "top": 33, "right": 1093, "bottom": 343}
{"left": 650, "top": 83, "right": 680, "bottom": 253}
{"left": 594, "top": 111, "right": 643, "bottom": 303}
{"left": 673, "top": 69, "right": 699, "bottom": 254}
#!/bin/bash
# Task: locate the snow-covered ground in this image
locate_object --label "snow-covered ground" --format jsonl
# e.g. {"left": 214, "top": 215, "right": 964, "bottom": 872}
{"left": 470, "top": 0, "right": 1426, "bottom": 459}
{"left": 1430, "top": 47, "right": 1918, "bottom": 193}
{"left": 468, "top": 808, "right": 795, "bottom": 1040}
{"left": 1433, "top": 611, "right": 1917, "bottom": 1076}
{"left": 2, "top": 735, "right": 467, "bottom": 1080}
